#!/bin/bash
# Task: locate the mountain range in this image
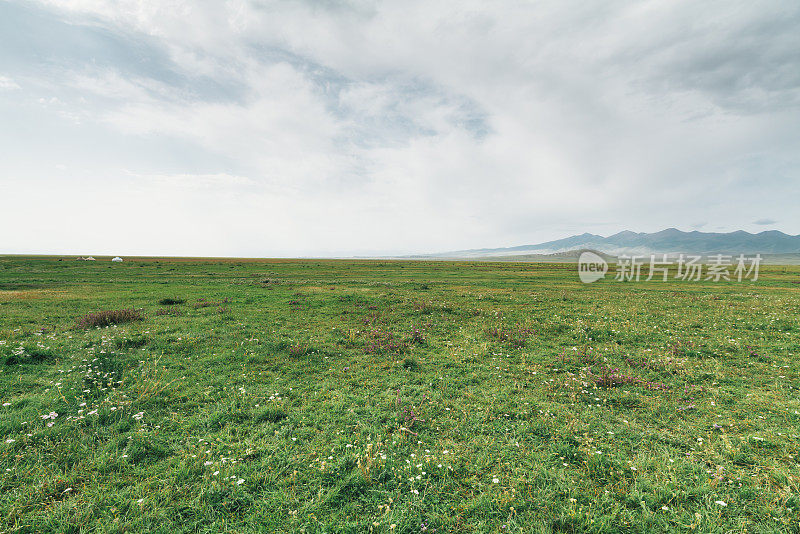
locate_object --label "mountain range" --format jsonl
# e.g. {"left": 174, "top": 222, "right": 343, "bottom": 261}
{"left": 417, "top": 229, "right": 800, "bottom": 259}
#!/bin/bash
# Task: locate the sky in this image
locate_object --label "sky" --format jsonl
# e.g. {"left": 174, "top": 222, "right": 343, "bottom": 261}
{"left": 1, "top": 0, "right": 799, "bottom": 257}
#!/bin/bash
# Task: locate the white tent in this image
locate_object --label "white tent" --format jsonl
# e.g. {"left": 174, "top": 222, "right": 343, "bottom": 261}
{"left": 85, "top": 257, "right": 96, "bottom": 261}
{"left": 112, "top": 257, "right": 123, "bottom": 262}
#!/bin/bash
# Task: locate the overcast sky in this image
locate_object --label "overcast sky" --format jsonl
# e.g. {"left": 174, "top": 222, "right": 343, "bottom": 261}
{"left": 1, "top": 1, "right": 798, "bottom": 257}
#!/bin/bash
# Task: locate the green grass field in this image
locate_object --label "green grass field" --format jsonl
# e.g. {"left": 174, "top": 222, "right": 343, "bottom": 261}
{"left": 1, "top": 257, "right": 799, "bottom": 533}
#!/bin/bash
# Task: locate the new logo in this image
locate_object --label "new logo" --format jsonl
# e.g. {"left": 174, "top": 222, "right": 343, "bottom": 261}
{"left": 578, "top": 251, "right": 608, "bottom": 283}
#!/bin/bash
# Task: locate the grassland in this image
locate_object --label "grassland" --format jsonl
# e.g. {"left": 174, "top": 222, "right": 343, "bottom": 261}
{"left": 0, "top": 257, "right": 799, "bottom": 533}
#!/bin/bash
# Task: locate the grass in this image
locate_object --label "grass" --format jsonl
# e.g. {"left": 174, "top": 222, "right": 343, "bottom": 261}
{"left": 0, "top": 257, "right": 799, "bottom": 533}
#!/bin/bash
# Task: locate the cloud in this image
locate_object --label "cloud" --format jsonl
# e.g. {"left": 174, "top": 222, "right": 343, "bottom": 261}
{"left": 753, "top": 218, "right": 778, "bottom": 225}
{"left": 0, "top": 0, "right": 798, "bottom": 255}
{"left": 0, "top": 76, "right": 20, "bottom": 90}
{"left": 124, "top": 171, "right": 254, "bottom": 188}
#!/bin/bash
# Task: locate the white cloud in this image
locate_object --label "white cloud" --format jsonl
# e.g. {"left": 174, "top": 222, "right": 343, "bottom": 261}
{"left": 0, "top": 76, "right": 20, "bottom": 90}
{"left": 1, "top": 0, "right": 798, "bottom": 255}
{"left": 124, "top": 171, "right": 254, "bottom": 188}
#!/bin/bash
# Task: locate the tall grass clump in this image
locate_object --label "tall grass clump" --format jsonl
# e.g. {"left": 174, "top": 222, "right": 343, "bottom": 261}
{"left": 76, "top": 308, "right": 144, "bottom": 328}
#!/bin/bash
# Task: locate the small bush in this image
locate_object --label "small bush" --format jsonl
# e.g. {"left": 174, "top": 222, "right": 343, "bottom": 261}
{"left": 77, "top": 309, "right": 143, "bottom": 329}
{"left": 158, "top": 297, "right": 185, "bottom": 305}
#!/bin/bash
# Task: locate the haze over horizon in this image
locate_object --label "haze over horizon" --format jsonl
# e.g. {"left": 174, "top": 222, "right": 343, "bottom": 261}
{"left": 2, "top": 1, "right": 799, "bottom": 257}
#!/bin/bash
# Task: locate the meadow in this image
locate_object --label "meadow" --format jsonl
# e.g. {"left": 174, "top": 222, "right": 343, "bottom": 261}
{"left": 0, "top": 256, "right": 798, "bottom": 533}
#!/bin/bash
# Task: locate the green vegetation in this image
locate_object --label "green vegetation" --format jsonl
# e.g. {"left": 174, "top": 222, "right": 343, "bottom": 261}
{"left": 1, "top": 257, "right": 799, "bottom": 533}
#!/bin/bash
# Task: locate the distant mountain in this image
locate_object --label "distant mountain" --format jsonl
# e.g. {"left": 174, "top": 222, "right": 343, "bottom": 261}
{"left": 420, "top": 229, "right": 800, "bottom": 258}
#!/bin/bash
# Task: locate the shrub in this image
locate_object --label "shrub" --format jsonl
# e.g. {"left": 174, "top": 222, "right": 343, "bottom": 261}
{"left": 77, "top": 309, "right": 143, "bottom": 328}
{"left": 158, "top": 297, "right": 185, "bottom": 305}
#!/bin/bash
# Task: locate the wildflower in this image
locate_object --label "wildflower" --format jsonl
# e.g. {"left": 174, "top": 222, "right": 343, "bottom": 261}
{"left": 2, "top": 403, "right": 10, "bottom": 407}
{"left": 5, "top": 439, "right": 14, "bottom": 444}
{"left": 204, "top": 461, "right": 213, "bottom": 466}
{"left": 492, "top": 477, "right": 499, "bottom": 483}
{"left": 715, "top": 500, "right": 727, "bottom": 507}
{"left": 236, "top": 478, "right": 244, "bottom": 485}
